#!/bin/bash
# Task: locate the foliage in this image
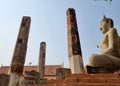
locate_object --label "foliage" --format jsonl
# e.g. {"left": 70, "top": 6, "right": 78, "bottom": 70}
{"left": 95, "top": 0, "right": 112, "bottom": 3}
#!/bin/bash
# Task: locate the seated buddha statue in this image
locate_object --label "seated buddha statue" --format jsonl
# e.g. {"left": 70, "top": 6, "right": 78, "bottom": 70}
{"left": 88, "top": 16, "right": 120, "bottom": 70}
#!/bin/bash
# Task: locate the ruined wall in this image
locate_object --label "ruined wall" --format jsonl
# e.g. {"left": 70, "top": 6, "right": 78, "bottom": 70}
{"left": 0, "top": 73, "right": 10, "bottom": 86}
{"left": 19, "top": 70, "right": 40, "bottom": 86}
{"left": 24, "top": 73, "right": 120, "bottom": 86}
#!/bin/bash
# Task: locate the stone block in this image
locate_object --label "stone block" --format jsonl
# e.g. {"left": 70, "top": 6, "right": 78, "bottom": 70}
{"left": 56, "top": 68, "right": 71, "bottom": 80}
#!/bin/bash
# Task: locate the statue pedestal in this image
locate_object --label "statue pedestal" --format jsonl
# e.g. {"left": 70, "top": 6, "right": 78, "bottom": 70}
{"left": 86, "top": 65, "right": 120, "bottom": 74}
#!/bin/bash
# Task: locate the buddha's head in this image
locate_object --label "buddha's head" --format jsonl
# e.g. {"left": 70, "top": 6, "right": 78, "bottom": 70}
{"left": 100, "top": 15, "right": 114, "bottom": 34}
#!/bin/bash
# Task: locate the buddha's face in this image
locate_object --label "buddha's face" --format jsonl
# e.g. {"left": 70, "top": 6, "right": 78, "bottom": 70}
{"left": 100, "top": 20, "right": 109, "bottom": 34}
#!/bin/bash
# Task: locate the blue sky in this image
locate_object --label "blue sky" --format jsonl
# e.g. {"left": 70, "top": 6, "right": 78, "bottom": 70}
{"left": 0, "top": 0, "right": 120, "bottom": 68}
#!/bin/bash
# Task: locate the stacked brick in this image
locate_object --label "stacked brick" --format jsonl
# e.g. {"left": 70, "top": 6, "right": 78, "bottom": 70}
{"left": 24, "top": 73, "right": 120, "bottom": 86}
{"left": 0, "top": 73, "right": 10, "bottom": 86}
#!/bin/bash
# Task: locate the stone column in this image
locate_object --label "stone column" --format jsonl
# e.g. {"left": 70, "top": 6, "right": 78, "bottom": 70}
{"left": 67, "top": 8, "right": 84, "bottom": 74}
{"left": 37, "top": 42, "right": 46, "bottom": 79}
{"left": 8, "top": 16, "right": 31, "bottom": 86}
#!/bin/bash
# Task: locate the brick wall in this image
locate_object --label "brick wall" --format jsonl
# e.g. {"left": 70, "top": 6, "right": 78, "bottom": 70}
{"left": 24, "top": 73, "right": 120, "bottom": 86}
{"left": 0, "top": 73, "right": 10, "bottom": 86}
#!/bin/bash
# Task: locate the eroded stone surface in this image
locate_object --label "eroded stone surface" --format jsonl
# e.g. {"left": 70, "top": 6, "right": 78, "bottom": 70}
{"left": 38, "top": 42, "right": 46, "bottom": 79}
{"left": 67, "top": 8, "right": 84, "bottom": 74}
{"left": 9, "top": 16, "right": 31, "bottom": 74}
{"left": 20, "top": 70, "right": 40, "bottom": 85}
{"left": 56, "top": 68, "right": 71, "bottom": 80}
{"left": 8, "top": 16, "right": 31, "bottom": 86}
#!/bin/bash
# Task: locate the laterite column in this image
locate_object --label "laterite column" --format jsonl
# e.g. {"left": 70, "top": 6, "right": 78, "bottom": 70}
{"left": 38, "top": 42, "right": 46, "bottom": 79}
{"left": 67, "top": 8, "right": 84, "bottom": 74}
{"left": 9, "top": 16, "right": 31, "bottom": 86}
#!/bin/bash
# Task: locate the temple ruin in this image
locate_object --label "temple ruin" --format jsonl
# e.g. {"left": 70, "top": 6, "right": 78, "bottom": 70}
{"left": 0, "top": 8, "right": 120, "bottom": 86}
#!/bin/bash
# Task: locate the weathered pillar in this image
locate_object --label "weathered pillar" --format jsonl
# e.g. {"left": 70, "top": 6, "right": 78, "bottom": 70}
{"left": 56, "top": 68, "right": 71, "bottom": 80}
{"left": 37, "top": 42, "right": 46, "bottom": 79}
{"left": 67, "top": 8, "right": 84, "bottom": 74}
{"left": 8, "top": 16, "right": 31, "bottom": 86}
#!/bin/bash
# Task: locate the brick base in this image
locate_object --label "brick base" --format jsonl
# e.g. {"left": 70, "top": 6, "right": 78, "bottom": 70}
{"left": 24, "top": 73, "right": 120, "bottom": 86}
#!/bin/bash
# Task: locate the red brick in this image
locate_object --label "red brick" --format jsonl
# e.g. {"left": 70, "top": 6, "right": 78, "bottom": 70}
{"left": 47, "top": 80, "right": 65, "bottom": 84}
{"left": 76, "top": 83, "right": 120, "bottom": 86}
{"left": 78, "top": 78, "right": 106, "bottom": 83}
{"left": 45, "top": 84, "right": 56, "bottom": 86}
{"left": 56, "top": 84, "right": 66, "bottom": 86}
{"left": 66, "top": 78, "right": 78, "bottom": 83}
{"left": 65, "top": 74, "right": 120, "bottom": 79}
{"left": 106, "top": 79, "right": 120, "bottom": 83}
{"left": 24, "top": 74, "right": 120, "bottom": 86}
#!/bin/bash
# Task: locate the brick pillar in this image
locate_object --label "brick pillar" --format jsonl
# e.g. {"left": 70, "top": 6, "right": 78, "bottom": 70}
{"left": 56, "top": 68, "right": 71, "bottom": 80}
{"left": 38, "top": 42, "right": 46, "bottom": 79}
{"left": 67, "top": 8, "right": 84, "bottom": 74}
{"left": 8, "top": 16, "right": 31, "bottom": 86}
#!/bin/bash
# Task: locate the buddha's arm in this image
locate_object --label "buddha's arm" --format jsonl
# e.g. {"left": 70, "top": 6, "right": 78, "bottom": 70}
{"left": 101, "top": 28, "right": 118, "bottom": 55}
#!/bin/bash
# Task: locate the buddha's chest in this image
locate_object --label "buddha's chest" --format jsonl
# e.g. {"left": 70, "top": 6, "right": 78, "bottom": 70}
{"left": 100, "top": 35, "right": 109, "bottom": 51}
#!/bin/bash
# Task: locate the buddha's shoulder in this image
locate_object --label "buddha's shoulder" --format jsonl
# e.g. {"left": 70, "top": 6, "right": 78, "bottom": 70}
{"left": 107, "top": 28, "right": 117, "bottom": 34}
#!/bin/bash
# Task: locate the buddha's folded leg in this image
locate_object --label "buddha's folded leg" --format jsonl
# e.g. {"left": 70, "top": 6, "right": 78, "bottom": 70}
{"left": 88, "top": 54, "right": 120, "bottom": 67}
